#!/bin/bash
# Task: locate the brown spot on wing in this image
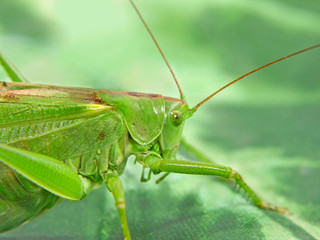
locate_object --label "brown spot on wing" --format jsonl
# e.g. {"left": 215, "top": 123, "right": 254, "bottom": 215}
{"left": 0, "top": 92, "right": 18, "bottom": 100}
{"left": 91, "top": 94, "right": 105, "bottom": 104}
{"left": 98, "top": 131, "right": 106, "bottom": 140}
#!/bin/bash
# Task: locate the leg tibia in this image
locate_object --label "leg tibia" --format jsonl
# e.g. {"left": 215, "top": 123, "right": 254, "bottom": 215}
{"left": 105, "top": 172, "right": 131, "bottom": 240}
{"left": 229, "top": 169, "right": 287, "bottom": 213}
{"left": 154, "top": 159, "right": 287, "bottom": 213}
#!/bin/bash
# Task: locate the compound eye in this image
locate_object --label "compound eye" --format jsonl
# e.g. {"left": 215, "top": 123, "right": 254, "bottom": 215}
{"left": 170, "top": 110, "right": 182, "bottom": 125}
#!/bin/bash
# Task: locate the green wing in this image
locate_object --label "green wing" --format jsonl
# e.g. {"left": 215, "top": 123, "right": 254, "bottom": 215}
{"left": 0, "top": 83, "right": 126, "bottom": 177}
{"left": 0, "top": 83, "right": 125, "bottom": 232}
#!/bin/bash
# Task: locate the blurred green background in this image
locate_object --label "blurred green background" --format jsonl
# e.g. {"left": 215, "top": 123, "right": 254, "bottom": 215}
{"left": 0, "top": 0, "right": 319, "bottom": 239}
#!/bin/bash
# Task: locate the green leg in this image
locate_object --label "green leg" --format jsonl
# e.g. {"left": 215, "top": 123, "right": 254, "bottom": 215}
{"left": 0, "top": 144, "right": 90, "bottom": 200}
{"left": 149, "top": 158, "right": 287, "bottom": 213}
{"left": 105, "top": 172, "right": 131, "bottom": 240}
{"left": 155, "top": 172, "right": 170, "bottom": 184}
{"left": 140, "top": 166, "right": 152, "bottom": 182}
{"left": 0, "top": 50, "right": 29, "bottom": 82}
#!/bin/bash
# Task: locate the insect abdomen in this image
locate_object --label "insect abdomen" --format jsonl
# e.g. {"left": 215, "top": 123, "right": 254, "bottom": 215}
{"left": 0, "top": 162, "right": 59, "bottom": 233}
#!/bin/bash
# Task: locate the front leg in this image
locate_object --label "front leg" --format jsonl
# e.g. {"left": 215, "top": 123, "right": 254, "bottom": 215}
{"left": 104, "top": 171, "right": 131, "bottom": 240}
{"left": 146, "top": 156, "right": 287, "bottom": 214}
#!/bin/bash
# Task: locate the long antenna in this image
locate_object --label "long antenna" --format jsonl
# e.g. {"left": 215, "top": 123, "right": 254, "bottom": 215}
{"left": 193, "top": 44, "right": 320, "bottom": 110}
{"left": 129, "top": 0, "right": 185, "bottom": 100}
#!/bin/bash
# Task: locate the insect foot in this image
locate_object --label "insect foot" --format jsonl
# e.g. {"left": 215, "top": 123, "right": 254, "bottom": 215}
{"left": 229, "top": 169, "right": 288, "bottom": 214}
{"left": 257, "top": 201, "right": 290, "bottom": 214}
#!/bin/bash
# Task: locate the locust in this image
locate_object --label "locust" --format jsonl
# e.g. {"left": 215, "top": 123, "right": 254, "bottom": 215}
{"left": 0, "top": 0, "right": 319, "bottom": 239}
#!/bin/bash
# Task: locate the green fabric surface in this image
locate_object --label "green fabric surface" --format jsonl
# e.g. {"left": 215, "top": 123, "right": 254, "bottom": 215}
{"left": 0, "top": 0, "right": 319, "bottom": 239}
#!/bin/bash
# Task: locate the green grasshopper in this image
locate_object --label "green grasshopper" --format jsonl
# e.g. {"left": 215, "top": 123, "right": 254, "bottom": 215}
{"left": 0, "top": 0, "right": 319, "bottom": 239}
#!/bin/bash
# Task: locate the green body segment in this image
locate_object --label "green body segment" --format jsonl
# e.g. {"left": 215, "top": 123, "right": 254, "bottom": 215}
{"left": 0, "top": 161, "right": 59, "bottom": 233}
{"left": 0, "top": 81, "right": 187, "bottom": 233}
